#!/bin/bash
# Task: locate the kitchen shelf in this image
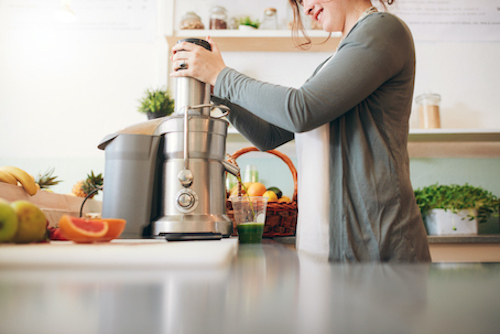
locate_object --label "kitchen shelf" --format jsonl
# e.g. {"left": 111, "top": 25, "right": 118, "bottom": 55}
{"left": 229, "top": 127, "right": 500, "bottom": 142}
{"left": 166, "top": 30, "right": 341, "bottom": 52}
{"left": 228, "top": 128, "right": 500, "bottom": 158}
{"left": 407, "top": 129, "right": 500, "bottom": 158}
{"left": 408, "top": 128, "right": 500, "bottom": 142}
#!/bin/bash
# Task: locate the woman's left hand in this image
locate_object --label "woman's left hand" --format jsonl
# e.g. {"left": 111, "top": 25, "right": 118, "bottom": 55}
{"left": 170, "top": 36, "right": 226, "bottom": 86}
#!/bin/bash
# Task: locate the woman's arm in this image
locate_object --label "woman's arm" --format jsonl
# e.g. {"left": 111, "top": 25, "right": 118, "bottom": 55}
{"left": 212, "top": 96, "right": 294, "bottom": 151}
{"left": 214, "top": 14, "right": 413, "bottom": 133}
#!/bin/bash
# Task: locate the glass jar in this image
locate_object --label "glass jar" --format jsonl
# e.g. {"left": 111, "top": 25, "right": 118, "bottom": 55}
{"left": 179, "top": 11, "right": 204, "bottom": 30}
{"left": 209, "top": 6, "right": 228, "bottom": 30}
{"left": 415, "top": 93, "right": 441, "bottom": 129}
{"left": 260, "top": 7, "right": 278, "bottom": 30}
{"left": 228, "top": 17, "right": 239, "bottom": 30}
{"left": 243, "top": 165, "right": 259, "bottom": 183}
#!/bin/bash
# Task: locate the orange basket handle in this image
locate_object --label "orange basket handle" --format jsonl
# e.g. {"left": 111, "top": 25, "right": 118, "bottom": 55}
{"left": 230, "top": 147, "right": 298, "bottom": 202}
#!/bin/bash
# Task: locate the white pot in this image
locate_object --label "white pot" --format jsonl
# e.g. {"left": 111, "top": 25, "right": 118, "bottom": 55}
{"left": 425, "top": 208, "right": 478, "bottom": 235}
{"left": 238, "top": 25, "right": 257, "bottom": 31}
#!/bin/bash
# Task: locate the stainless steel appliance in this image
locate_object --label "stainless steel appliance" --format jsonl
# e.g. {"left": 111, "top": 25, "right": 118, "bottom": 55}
{"left": 98, "top": 38, "right": 238, "bottom": 239}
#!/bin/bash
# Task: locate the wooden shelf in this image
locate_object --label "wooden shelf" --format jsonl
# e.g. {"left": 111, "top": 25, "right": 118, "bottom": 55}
{"left": 228, "top": 128, "right": 500, "bottom": 158}
{"left": 229, "top": 127, "right": 500, "bottom": 142}
{"left": 166, "top": 30, "right": 341, "bottom": 52}
{"left": 408, "top": 129, "right": 500, "bottom": 142}
{"left": 408, "top": 129, "right": 500, "bottom": 157}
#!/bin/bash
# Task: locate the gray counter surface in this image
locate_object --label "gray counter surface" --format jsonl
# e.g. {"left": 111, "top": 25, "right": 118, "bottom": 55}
{"left": 1, "top": 240, "right": 500, "bottom": 334}
{"left": 275, "top": 234, "right": 500, "bottom": 245}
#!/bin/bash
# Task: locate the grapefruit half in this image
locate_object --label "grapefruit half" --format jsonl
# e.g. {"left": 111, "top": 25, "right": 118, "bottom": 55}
{"left": 59, "top": 215, "right": 109, "bottom": 243}
{"left": 97, "top": 218, "right": 126, "bottom": 242}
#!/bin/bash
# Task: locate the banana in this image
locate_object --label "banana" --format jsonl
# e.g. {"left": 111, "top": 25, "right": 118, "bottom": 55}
{"left": 0, "top": 170, "right": 18, "bottom": 185}
{"left": 0, "top": 166, "right": 38, "bottom": 195}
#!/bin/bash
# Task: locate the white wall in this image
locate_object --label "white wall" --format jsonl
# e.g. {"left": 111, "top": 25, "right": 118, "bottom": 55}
{"left": 1, "top": 0, "right": 499, "bottom": 196}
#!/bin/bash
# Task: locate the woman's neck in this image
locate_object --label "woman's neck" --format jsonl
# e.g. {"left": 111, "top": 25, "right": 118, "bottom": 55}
{"left": 342, "top": 1, "right": 375, "bottom": 38}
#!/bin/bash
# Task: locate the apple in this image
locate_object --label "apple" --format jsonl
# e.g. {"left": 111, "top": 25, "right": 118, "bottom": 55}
{"left": 0, "top": 199, "right": 19, "bottom": 242}
{"left": 11, "top": 200, "right": 47, "bottom": 243}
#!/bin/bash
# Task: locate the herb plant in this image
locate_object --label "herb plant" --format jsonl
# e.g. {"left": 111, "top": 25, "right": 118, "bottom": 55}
{"left": 239, "top": 16, "right": 260, "bottom": 29}
{"left": 137, "top": 88, "right": 175, "bottom": 116}
{"left": 414, "top": 183, "right": 500, "bottom": 224}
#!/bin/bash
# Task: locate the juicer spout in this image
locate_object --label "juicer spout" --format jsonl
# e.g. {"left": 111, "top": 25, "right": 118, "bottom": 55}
{"left": 222, "top": 160, "right": 240, "bottom": 176}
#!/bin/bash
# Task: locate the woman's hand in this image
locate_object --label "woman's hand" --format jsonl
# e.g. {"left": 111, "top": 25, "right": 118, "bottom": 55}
{"left": 170, "top": 36, "right": 226, "bottom": 86}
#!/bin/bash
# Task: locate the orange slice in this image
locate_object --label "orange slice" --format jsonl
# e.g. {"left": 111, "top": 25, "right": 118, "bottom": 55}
{"left": 58, "top": 215, "right": 109, "bottom": 243}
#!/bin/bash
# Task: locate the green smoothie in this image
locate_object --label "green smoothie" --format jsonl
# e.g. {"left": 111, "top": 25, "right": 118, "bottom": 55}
{"left": 237, "top": 222, "right": 264, "bottom": 243}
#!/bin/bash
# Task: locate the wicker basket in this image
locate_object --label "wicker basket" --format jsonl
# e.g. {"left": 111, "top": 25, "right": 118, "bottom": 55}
{"left": 226, "top": 147, "right": 298, "bottom": 237}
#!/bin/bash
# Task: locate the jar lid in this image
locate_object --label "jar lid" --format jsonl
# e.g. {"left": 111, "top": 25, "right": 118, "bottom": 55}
{"left": 181, "top": 11, "right": 202, "bottom": 21}
{"left": 264, "top": 7, "right": 277, "bottom": 13}
{"left": 415, "top": 93, "right": 441, "bottom": 103}
{"left": 210, "top": 6, "right": 227, "bottom": 13}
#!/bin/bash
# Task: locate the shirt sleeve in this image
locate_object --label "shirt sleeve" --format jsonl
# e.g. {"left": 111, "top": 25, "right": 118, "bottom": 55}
{"left": 211, "top": 96, "right": 294, "bottom": 151}
{"left": 213, "top": 13, "right": 413, "bottom": 133}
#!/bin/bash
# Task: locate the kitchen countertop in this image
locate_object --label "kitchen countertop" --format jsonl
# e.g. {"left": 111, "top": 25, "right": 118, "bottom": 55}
{"left": 1, "top": 239, "right": 500, "bottom": 334}
{"left": 274, "top": 234, "right": 500, "bottom": 245}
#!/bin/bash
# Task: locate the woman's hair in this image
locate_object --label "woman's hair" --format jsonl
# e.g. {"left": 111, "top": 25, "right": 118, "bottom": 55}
{"left": 288, "top": 0, "right": 395, "bottom": 49}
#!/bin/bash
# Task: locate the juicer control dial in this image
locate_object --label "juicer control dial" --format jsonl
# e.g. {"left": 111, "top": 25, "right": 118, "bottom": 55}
{"left": 178, "top": 169, "right": 193, "bottom": 187}
{"left": 175, "top": 188, "right": 198, "bottom": 213}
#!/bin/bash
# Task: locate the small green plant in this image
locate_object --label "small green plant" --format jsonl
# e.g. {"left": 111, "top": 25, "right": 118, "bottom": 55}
{"left": 414, "top": 183, "right": 500, "bottom": 224}
{"left": 239, "top": 16, "right": 260, "bottom": 29}
{"left": 137, "top": 88, "right": 175, "bottom": 117}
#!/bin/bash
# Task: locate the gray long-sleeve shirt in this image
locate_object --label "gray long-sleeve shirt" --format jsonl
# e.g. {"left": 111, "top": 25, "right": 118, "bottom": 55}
{"left": 214, "top": 12, "right": 431, "bottom": 262}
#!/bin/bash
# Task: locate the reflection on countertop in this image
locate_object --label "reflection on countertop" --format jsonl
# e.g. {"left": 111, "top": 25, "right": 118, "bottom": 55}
{"left": 274, "top": 235, "right": 500, "bottom": 245}
{"left": 1, "top": 241, "right": 500, "bottom": 334}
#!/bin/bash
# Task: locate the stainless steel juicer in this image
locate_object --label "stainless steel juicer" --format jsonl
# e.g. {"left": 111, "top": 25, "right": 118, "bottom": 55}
{"left": 98, "top": 38, "right": 238, "bottom": 239}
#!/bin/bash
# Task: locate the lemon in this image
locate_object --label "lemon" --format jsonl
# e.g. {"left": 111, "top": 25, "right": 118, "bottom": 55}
{"left": 277, "top": 196, "right": 291, "bottom": 203}
{"left": 263, "top": 190, "right": 278, "bottom": 202}
{"left": 266, "top": 186, "right": 282, "bottom": 199}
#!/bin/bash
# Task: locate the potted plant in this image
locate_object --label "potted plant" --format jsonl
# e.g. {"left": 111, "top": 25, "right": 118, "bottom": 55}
{"left": 238, "top": 16, "right": 260, "bottom": 30}
{"left": 414, "top": 183, "right": 500, "bottom": 235}
{"left": 137, "top": 87, "right": 175, "bottom": 119}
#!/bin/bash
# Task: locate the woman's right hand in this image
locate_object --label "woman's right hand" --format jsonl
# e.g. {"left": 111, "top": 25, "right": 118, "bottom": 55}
{"left": 170, "top": 36, "right": 226, "bottom": 86}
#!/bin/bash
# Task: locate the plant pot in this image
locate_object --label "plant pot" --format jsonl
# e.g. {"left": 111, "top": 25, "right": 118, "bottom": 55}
{"left": 424, "top": 208, "right": 478, "bottom": 235}
{"left": 147, "top": 111, "right": 169, "bottom": 120}
{"left": 238, "top": 25, "right": 257, "bottom": 30}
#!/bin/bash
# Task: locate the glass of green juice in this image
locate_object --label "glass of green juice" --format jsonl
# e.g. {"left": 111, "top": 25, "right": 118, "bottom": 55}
{"left": 230, "top": 196, "right": 268, "bottom": 244}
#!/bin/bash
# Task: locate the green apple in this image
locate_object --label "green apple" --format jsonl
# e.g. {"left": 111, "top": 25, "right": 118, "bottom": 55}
{"left": 11, "top": 200, "right": 47, "bottom": 243}
{"left": 0, "top": 199, "right": 19, "bottom": 242}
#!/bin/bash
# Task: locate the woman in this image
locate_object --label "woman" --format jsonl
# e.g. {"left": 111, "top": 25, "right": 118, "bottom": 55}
{"left": 171, "top": 0, "right": 431, "bottom": 262}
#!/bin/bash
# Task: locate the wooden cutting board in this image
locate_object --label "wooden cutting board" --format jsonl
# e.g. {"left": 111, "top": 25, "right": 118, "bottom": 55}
{"left": 0, "top": 238, "right": 238, "bottom": 269}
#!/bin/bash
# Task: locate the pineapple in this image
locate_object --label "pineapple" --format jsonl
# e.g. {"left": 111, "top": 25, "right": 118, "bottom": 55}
{"left": 35, "top": 168, "right": 62, "bottom": 190}
{"left": 72, "top": 171, "right": 103, "bottom": 198}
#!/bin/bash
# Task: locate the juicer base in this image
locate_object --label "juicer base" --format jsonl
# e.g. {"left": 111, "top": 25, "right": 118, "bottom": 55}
{"left": 152, "top": 214, "right": 233, "bottom": 237}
